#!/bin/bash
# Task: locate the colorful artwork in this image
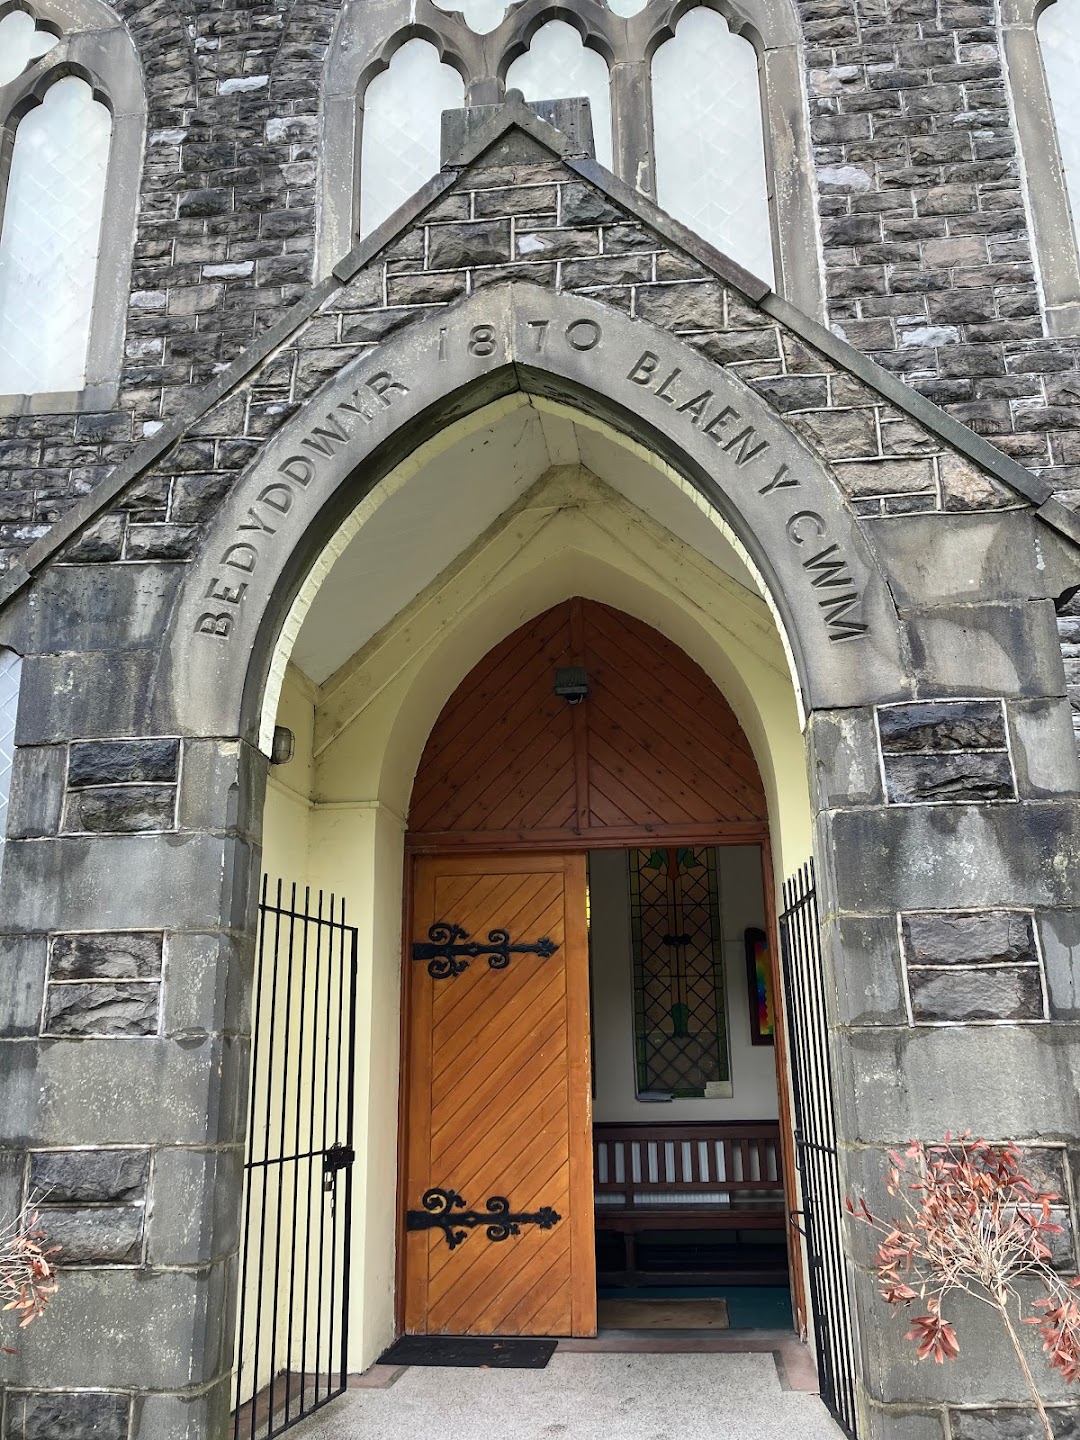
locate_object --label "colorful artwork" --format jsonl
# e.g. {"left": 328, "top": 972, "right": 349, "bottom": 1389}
{"left": 744, "top": 926, "right": 774, "bottom": 1045}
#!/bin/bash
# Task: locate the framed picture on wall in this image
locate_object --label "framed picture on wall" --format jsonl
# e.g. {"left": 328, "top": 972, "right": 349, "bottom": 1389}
{"left": 744, "top": 927, "right": 775, "bottom": 1046}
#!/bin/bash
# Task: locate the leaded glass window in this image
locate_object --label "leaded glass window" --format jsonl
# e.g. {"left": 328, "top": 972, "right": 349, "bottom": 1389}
{"left": 0, "top": 77, "right": 111, "bottom": 395}
{"left": 652, "top": 8, "right": 774, "bottom": 284}
{"left": 358, "top": 39, "right": 466, "bottom": 238}
{"left": 1040, "top": 1, "right": 1080, "bottom": 245}
{"left": 629, "top": 846, "right": 730, "bottom": 1098}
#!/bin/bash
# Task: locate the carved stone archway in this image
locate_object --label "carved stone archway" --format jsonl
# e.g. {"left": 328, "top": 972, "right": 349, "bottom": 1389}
{"left": 164, "top": 282, "right": 908, "bottom": 745}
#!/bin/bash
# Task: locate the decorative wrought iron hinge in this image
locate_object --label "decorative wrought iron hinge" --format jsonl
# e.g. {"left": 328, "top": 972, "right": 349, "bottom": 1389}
{"left": 406, "top": 1187, "right": 562, "bottom": 1250}
{"left": 412, "top": 922, "right": 559, "bottom": 980}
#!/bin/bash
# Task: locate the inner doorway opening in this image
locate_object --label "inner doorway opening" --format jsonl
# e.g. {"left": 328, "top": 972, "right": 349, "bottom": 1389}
{"left": 588, "top": 844, "right": 791, "bottom": 1334}
{"left": 401, "top": 598, "right": 798, "bottom": 1340}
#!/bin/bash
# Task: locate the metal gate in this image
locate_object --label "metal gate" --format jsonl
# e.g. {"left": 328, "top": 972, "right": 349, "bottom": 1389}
{"left": 779, "top": 860, "right": 859, "bottom": 1438}
{"left": 233, "top": 879, "right": 358, "bottom": 1438}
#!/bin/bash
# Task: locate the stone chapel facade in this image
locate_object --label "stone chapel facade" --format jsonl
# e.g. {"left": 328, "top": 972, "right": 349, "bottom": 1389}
{"left": 2, "top": 2, "right": 1080, "bottom": 1439}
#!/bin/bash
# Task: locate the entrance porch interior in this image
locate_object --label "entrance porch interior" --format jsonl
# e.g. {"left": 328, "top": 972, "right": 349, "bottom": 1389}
{"left": 249, "top": 394, "right": 814, "bottom": 1402}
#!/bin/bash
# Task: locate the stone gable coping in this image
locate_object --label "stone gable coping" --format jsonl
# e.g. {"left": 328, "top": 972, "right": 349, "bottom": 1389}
{"left": 1, "top": 105, "right": 1077, "bottom": 620}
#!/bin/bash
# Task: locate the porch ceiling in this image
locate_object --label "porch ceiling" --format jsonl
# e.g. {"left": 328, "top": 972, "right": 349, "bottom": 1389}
{"left": 289, "top": 398, "right": 760, "bottom": 685}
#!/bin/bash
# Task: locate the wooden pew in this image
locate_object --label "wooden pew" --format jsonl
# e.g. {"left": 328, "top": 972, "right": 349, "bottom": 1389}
{"left": 593, "top": 1120, "right": 788, "bottom": 1286}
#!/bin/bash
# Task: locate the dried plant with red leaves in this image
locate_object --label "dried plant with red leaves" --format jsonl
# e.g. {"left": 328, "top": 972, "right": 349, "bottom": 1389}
{"left": 849, "top": 1135, "right": 1080, "bottom": 1440}
{"left": 0, "top": 1204, "right": 58, "bottom": 1347}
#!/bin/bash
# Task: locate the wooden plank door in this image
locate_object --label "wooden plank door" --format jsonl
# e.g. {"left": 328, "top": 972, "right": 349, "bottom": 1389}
{"left": 403, "top": 852, "right": 595, "bottom": 1337}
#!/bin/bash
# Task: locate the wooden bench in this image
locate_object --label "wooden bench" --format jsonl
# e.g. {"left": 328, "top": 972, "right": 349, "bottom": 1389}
{"left": 593, "top": 1121, "right": 788, "bottom": 1286}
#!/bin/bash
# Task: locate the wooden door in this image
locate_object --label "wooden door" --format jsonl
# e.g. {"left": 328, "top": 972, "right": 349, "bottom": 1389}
{"left": 403, "top": 852, "right": 595, "bottom": 1337}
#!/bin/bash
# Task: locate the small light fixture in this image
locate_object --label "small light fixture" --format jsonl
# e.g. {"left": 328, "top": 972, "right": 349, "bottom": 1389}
{"left": 554, "top": 667, "right": 589, "bottom": 705}
{"left": 270, "top": 725, "right": 295, "bottom": 766}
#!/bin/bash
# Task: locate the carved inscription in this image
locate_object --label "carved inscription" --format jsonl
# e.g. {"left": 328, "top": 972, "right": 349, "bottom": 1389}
{"left": 195, "top": 371, "right": 409, "bottom": 638}
{"left": 194, "top": 315, "right": 870, "bottom": 646}
{"left": 627, "top": 351, "right": 868, "bottom": 643}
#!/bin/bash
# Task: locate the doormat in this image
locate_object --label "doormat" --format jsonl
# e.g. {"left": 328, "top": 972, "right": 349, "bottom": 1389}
{"left": 598, "top": 1297, "right": 730, "bottom": 1330}
{"left": 379, "top": 1336, "right": 558, "bottom": 1368}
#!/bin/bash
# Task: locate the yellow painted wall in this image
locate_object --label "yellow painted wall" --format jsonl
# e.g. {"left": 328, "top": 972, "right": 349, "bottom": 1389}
{"left": 257, "top": 459, "right": 813, "bottom": 1373}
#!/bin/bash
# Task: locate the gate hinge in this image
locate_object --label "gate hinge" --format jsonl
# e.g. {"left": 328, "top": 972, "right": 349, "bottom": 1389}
{"left": 323, "top": 1143, "right": 355, "bottom": 1176}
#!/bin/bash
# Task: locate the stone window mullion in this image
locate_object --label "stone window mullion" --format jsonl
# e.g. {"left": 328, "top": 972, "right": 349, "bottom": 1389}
{"left": 611, "top": 55, "right": 656, "bottom": 199}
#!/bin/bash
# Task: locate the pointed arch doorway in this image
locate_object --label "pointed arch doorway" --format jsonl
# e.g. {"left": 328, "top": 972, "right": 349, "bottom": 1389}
{"left": 400, "top": 597, "right": 798, "bottom": 1339}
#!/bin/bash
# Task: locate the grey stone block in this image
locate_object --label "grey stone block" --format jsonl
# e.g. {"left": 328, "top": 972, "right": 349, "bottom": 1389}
{"left": 29, "top": 1148, "right": 149, "bottom": 1203}
{"left": 1008, "top": 697, "right": 1080, "bottom": 797}
{"left": 175, "top": 737, "right": 264, "bottom": 843}
{"left": 146, "top": 1147, "right": 243, "bottom": 1264}
{"left": 3, "top": 1391, "right": 130, "bottom": 1440}
{"left": 901, "top": 912, "right": 1036, "bottom": 966}
{"left": 855, "top": 1270, "right": 1077, "bottom": 1406}
{"left": 0, "top": 933, "right": 47, "bottom": 1037}
{"left": 950, "top": 1410, "right": 1080, "bottom": 1438}
{"left": 859, "top": 1409, "right": 948, "bottom": 1440}
{"left": 39, "top": 1204, "right": 144, "bottom": 1264}
{"left": 883, "top": 751, "right": 1015, "bottom": 802}
{"left": 427, "top": 220, "right": 511, "bottom": 269}
{"left": 17, "top": 565, "right": 180, "bottom": 656}
{"left": 861, "top": 513, "right": 1058, "bottom": 608}
{"left": 68, "top": 739, "right": 180, "bottom": 788}
{"left": 633, "top": 281, "right": 727, "bottom": 330}
{"left": 824, "top": 913, "right": 908, "bottom": 1026}
{"left": 0, "top": 832, "right": 257, "bottom": 934}
{"left": 878, "top": 700, "right": 1007, "bottom": 752}
{"left": 906, "top": 964, "right": 1044, "bottom": 1021}
{"left": 837, "top": 1023, "right": 1080, "bottom": 1142}
{"left": 131, "top": 1379, "right": 232, "bottom": 1440}
{"left": 1040, "top": 911, "right": 1080, "bottom": 1019}
{"left": 4, "top": 745, "right": 65, "bottom": 839}
{"left": 160, "top": 930, "right": 248, "bottom": 1038}
{"left": 15, "top": 651, "right": 160, "bottom": 745}
{"left": 43, "top": 981, "right": 160, "bottom": 1037}
{"left": 49, "top": 931, "right": 163, "bottom": 981}
{"left": 4, "top": 1035, "right": 249, "bottom": 1147}
{"left": 823, "top": 802, "right": 1080, "bottom": 912}
{"left": 63, "top": 786, "right": 177, "bottom": 834}
{"left": 904, "top": 600, "right": 1066, "bottom": 701}
{"left": 0, "top": 1259, "right": 237, "bottom": 1389}
{"left": 808, "top": 708, "right": 884, "bottom": 808}
{"left": 559, "top": 181, "right": 626, "bottom": 226}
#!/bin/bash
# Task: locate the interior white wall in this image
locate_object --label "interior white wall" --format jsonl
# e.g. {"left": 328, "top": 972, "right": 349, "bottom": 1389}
{"left": 588, "top": 846, "right": 778, "bottom": 1124}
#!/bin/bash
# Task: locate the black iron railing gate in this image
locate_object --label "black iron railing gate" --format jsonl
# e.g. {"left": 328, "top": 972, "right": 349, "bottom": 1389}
{"left": 779, "top": 860, "right": 859, "bottom": 1439}
{"left": 233, "top": 879, "right": 358, "bottom": 1439}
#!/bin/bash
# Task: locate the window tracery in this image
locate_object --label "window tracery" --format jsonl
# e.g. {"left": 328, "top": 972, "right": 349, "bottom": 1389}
{"left": 505, "top": 19, "right": 614, "bottom": 170}
{"left": 321, "top": 0, "right": 821, "bottom": 316}
{"left": 0, "top": 0, "right": 144, "bottom": 406}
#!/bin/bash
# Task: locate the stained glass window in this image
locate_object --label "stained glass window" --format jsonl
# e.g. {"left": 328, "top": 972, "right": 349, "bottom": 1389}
{"left": 629, "top": 846, "right": 730, "bottom": 1098}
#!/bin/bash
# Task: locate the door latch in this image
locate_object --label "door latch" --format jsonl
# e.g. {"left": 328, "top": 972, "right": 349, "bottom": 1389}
{"left": 323, "top": 1142, "right": 355, "bottom": 1191}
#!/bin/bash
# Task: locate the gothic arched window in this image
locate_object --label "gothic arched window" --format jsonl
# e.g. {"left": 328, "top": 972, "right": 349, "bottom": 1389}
{"left": 0, "top": 2, "right": 145, "bottom": 405}
{"left": 652, "top": 7, "right": 772, "bottom": 284}
{"left": 505, "top": 20, "right": 614, "bottom": 171}
{"left": 359, "top": 40, "right": 466, "bottom": 237}
{"left": 321, "top": 0, "right": 820, "bottom": 316}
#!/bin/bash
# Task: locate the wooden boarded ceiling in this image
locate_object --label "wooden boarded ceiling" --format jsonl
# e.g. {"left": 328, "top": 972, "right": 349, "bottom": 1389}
{"left": 407, "top": 599, "right": 768, "bottom": 849}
